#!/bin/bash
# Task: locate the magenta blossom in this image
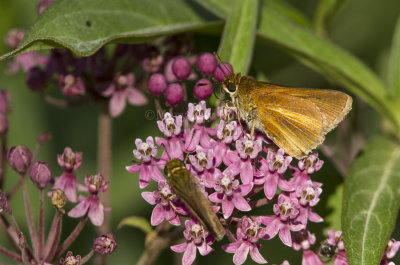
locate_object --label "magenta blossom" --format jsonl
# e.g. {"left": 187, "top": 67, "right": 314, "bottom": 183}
{"left": 171, "top": 219, "right": 214, "bottom": 265}
{"left": 214, "top": 120, "right": 242, "bottom": 167}
{"left": 222, "top": 217, "right": 267, "bottom": 265}
{"left": 209, "top": 170, "right": 252, "bottom": 218}
{"left": 141, "top": 181, "right": 187, "bottom": 226}
{"left": 68, "top": 174, "right": 108, "bottom": 226}
{"left": 57, "top": 147, "right": 82, "bottom": 171}
{"left": 58, "top": 74, "right": 86, "bottom": 97}
{"left": 292, "top": 180, "right": 323, "bottom": 225}
{"left": 101, "top": 73, "right": 147, "bottom": 117}
{"left": 156, "top": 112, "right": 184, "bottom": 160}
{"left": 298, "top": 152, "right": 324, "bottom": 174}
{"left": 227, "top": 135, "right": 262, "bottom": 184}
{"left": 157, "top": 112, "right": 182, "bottom": 138}
{"left": 126, "top": 137, "right": 164, "bottom": 188}
{"left": 187, "top": 101, "right": 211, "bottom": 124}
{"left": 261, "top": 194, "right": 304, "bottom": 247}
{"left": 59, "top": 251, "right": 81, "bottom": 265}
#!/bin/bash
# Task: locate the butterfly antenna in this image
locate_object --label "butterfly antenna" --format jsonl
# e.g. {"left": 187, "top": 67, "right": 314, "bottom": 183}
{"left": 159, "top": 142, "right": 172, "bottom": 160}
{"left": 213, "top": 52, "right": 233, "bottom": 75}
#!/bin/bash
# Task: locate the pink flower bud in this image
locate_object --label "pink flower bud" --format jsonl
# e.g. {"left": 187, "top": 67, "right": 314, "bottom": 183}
{"left": 165, "top": 83, "right": 184, "bottom": 106}
{"left": 147, "top": 73, "right": 167, "bottom": 96}
{"left": 30, "top": 161, "right": 52, "bottom": 189}
{"left": 197, "top": 53, "right": 217, "bottom": 75}
{"left": 194, "top": 79, "right": 213, "bottom": 100}
{"left": 214, "top": 62, "right": 233, "bottom": 82}
{"left": 7, "top": 145, "right": 32, "bottom": 174}
{"left": 172, "top": 57, "right": 191, "bottom": 80}
{"left": 93, "top": 233, "right": 117, "bottom": 255}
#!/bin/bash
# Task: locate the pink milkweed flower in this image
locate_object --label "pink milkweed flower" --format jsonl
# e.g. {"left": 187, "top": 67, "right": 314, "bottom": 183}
{"left": 171, "top": 219, "right": 214, "bottom": 265}
{"left": 8, "top": 52, "right": 48, "bottom": 74}
{"left": 266, "top": 149, "right": 292, "bottom": 174}
{"left": 256, "top": 156, "right": 293, "bottom": 200}
{"left": 292, "top": 180, "right": 323, "bottom": 225}
{"left": 141, "top": 181, "right": 187, "bottom": 226}
{"left": 57, "top": 147, "right": 82, "bottom": 171}
{"left": 52, "top": 147, "right": 84, "bottom": 202}
{"left": 261, "top": 194, "right": 304, "bottom": 247}
{"left": 227, "top": 135, "right": 262, "bottom": 184}
{"left": 156, "top": 112, "right": 184, "bottom": 160}
{"left": 101, "top": 73, "right": 147, "bottom": 117}
{"left": 126, "top": 137, "right": 164, "bottom": 188}
{"left": 59, "top": 251, "right": 81, "bottom": 265}
{"left": 157, "top": 112, "right": 182, "bottom": 138}
{"left": 214, "top": 120, "right": 242, "bottom": 167}
{"left": 209, "top": 170, "right": 252, "bottom": 219}
{"left": 384, "top": 239, "right": 400, "bottom": 259}
{"left": 68, "top": 174, "right": 108, "bottom": 226}
{"left": 292, "top": 230, "right": 323, "bottom": 265}
{"left": 187, "top": 101, "right": 211, "bottom": 124}
{"left": 58, "top": 74, "right": 86, "bottom": 97}
{"left": 298, "top": 152, "right": 324, "bottom": 174}
{"left": 222, "top": 217, "right": 268, "bottom": 265}
{"left": 189, "top": 146, "right": 214, "bottom": 172}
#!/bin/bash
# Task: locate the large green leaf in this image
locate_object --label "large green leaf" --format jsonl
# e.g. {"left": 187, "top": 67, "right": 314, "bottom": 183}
{"left": 342, "top": 137, "right": 400, "bottom": 265}
{"left": 0, "top": 0, "right": 221, "bottom": 59}
{"left": 198, "top": 0, "right": 400, "bottom": 134}
{"left": 217, "top": 0, "right": 259, "bottom": 75}
{"left": 314, "top": 0, "right": 346, "bottom": 36}
{"left": 388, "top": 16, "right": 400, "bottom": 100}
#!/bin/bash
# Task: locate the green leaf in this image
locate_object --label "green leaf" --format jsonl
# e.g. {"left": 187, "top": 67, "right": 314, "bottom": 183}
{"left": 267, "top": 0, "right": 310, "bottom": 27}
{"left": 388, "top": 16, "right": 400, "bottom": 100}
{"left": 118, "top": 216, "right": 153, "bottom": 234}
{"left": 314, "top": 0, "right": 346, "bottom": 36}
{"left": 342, "top": 137, "right": 400, "bottom": 265}
{"left": 0, "top": 0, "right": 221, "bottom": 60}
{"left": 217, "top": 0, "right": 259, "bottom": 75}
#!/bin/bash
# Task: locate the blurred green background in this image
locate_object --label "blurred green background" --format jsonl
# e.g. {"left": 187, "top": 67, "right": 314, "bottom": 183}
{"left": 0, "top": 0, "right": 399, "bottom": 264}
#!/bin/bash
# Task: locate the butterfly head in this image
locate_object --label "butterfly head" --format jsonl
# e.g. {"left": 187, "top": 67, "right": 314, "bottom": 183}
{"left": 164, "top": 158, "right": 186, "bottom": 178}
{"left": 222, "top": 73, "right": 241, "bottom": 98}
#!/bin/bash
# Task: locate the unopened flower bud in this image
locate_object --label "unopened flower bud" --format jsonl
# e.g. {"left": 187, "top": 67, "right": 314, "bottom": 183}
{"left": 59, "top": 251, "right": 81, "bottom": 265}
{"left": 93, "top": 233, "right": 117, "bottom": 255}
{"left": 30, "top": 161, "right": 52, "bottom": 189}
{"left": 147, "top": 73, "right": 167, "bottom": 96}
{"left": 172, "top": 57, "right": 191, "bottom": 80}
{"left": 197, "top": 53, "right": 217, "bottom": 75}
{"left": 51, "top": 189, "right": 67, "bottom": 214}
{"left": 7, "top": 145, "right": 32, "bottom": 174}
{"left": 214, "top": 62, "right": 233, "bottom": 82}
{"left": 0, "top": 189, "right": 12, "bottom": 214}
{"left": 194, "top": 79, "right": 213, "bottom": 100}
{"left": 165, "top": 83, "right": 184, "bottom": 106}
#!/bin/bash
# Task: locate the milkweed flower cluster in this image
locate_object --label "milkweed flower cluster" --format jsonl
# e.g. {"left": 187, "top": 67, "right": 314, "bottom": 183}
{"left": 127, "top": 95, "right": 328, "bottom": 265}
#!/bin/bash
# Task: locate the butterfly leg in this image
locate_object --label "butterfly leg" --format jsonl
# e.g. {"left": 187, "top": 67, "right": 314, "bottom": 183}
{"left": 250, "top": 120, "right": 256, "bottom": 139}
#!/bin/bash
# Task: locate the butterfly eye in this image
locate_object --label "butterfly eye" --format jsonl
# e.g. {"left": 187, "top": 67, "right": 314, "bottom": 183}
{"left": 227, "top": 83, "right": 236, "bottom": 93}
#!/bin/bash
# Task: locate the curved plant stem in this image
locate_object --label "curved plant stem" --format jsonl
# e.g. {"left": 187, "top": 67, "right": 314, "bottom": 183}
{"left": 80, "top": 249, "right": 95, "bottom": 264}
{"left": 51, "top": 215, "right": 87, "bottom": 262}
{"left": 38, "top": 190, "right": 45, "bottom": 261}
{"left": 0, "top": 245, "right": 22, "bottom": 262}
{"left": 44, "top": 211, "right": 62, "bottom": 260}
{"left": 96, "top": 103, "right": 112, "bottom": 265}
{"left": 22, "top": 179, "right": 38, "bottom": 258}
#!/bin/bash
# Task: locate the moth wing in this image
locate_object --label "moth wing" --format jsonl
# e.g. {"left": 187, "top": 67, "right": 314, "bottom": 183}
{"left": 254, "top": 83, "right": 352, "bottom": 133}
{"left": 169, "top": 169, "right": 225, "bottom": 241}
{"left": 253, "top": 92, "right": 325, "bottom": 159}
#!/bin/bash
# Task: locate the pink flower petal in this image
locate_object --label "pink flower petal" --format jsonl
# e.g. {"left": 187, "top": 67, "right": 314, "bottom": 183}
{"left": 185, "top": 129, "right": 201, "bottom": 152}
{"left": 233, "top": 242, "right": 250, "bottom": 265}
{"left": 209, "top": 192, "right": 222, "bottom": 203}
{"left": 151, "top": 204, "right": 166, "bottom": 226}
{"left": 109, "top": 90, "right": 126, "bottom": 117}
{"left": 308, "top": 209, "right": 323, "bottom": 223}
{"left": 302, "top": 250, "right": 324, "bottom": 265}
{"left": 182, "top": 242, "right": 197, "bottom": 265}
{"left": 222, "top": 241, "right": 241, "bottom": 253}
{"left": 141, "top": 192, "right": 156, "bottom": 205}
{"left": 88, "top": 197, "right": 104, "bottom": 226}
{"left": 171, "top": 242, "right": 188, "bottom": 253}
{"left": 198, "top": 243, "right": 213, "bottom": 256}
{"left": 150, "top": 165, "right": 165, "bottom": 182}
{"left": 222, "top": 199, "right": 234, "bottom": 219}
{"left": 240, "top": 160, "right": 253, "bottom": 184}
{"left": 249, "top": 246, "right": 267, "bottom": 264}
{"left": 265, "top": 218, "right": 281, "bottom": 239}
{"left": 264, "top": 173, "right": 278, "bottom": 200}
{"left": 279, "top": 225, "right": 292, "bottom": 247}
{"left": 127, "top": 88, "right": 148, "bottom": 106}
{"left": 126, "top": 164, "right": 141, "bottom": 173}
{"left": 68, "top": 198, "right": 90, "bottom": 218}
{"left": 232, "top": 194, "right": 251, "bottom": 211}
{"left": 139, "top": 165, "right": 151, "bottom": 188}
{"left": 239, "top": 183, "right": 253, "bottom": 196}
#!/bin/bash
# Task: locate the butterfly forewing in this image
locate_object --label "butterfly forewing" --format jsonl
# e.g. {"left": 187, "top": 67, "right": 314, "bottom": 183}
{"left": 165, "top": 159, "right": 225, "bottom": 241}
{"left": 235, "top": 76, "right": 352, "bottom": 159}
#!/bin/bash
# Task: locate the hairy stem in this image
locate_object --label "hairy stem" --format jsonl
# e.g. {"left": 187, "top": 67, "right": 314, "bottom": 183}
{"left": 22, "top": 179, "right": 38, "bottom": 258}
{"left": 0, "top": 245, "right": 22, "bottom": 262}
{"left": 44, "top": 211, "right": 62, "bottom": 260}
{"left": 80, "top": 249, "right": 95, "bottom": 264}
{"left": 38, "top": 190, "right": 45, "bottom": 261}
{"left": 51, "top": 215, "right": 87, "bottom": 262}
{"left": 96, "top": 103, "right": 112, "bottom": 265}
